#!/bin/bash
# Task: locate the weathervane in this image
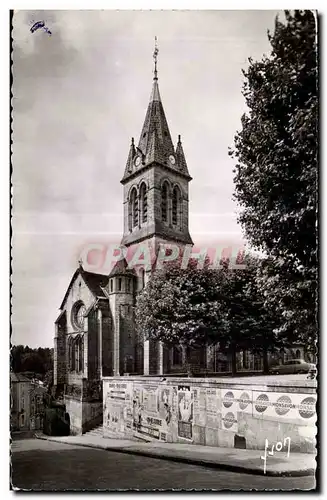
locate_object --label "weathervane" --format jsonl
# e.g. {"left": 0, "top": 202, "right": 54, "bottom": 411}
{"left": 153, "top": 36, "right": 159, "bottom": 80}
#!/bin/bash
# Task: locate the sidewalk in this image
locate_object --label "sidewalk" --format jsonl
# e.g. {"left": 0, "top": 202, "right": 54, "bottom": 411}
{"left": 35, "top": 432, "right": 316, "bottom": 477}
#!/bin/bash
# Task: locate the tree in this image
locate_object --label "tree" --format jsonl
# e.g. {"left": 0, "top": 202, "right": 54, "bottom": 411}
{"left": 230, "top": 11, "right": 317, "bottom": 346}
{"left": 11, "top": 345, "right": 54, "bottom": 378}
{"left": 20, "top": 352, "right": 45, "bottom": 375}
{"left": 136, "top": 255, "right": 281, "bottom": 375}
{"left": 218, "top": 255, "right": 281, "bottom": 374}
{"left": 135, "top": 259, "right": 228, "bottom": 370}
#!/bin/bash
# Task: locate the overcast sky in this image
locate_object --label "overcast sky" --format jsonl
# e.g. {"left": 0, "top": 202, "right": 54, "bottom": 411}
{"left": 12, "top": 9, "right": 281, "bottom": 348}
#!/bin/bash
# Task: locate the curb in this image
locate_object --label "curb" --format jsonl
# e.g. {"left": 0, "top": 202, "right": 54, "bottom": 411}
{"left": 35, "top": 434, "right": 315, "bottom": 478}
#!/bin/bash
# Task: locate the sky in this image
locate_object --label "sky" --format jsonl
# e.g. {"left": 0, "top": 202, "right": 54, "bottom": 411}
{"left": 12, "top": 9, "right": 282, "bottom": 348}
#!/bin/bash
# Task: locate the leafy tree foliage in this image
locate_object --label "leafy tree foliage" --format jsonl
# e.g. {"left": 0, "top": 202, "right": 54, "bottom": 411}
{"left": 218, "top": 255, "right": 280, "bottom": 374}
{"left": 136, "top": 256, "right": 280, "bottom": 374}
{"left": 136, "top": 259, "right": 228, "bottom": 354}
{"left": 11, "top": 345, "right": 54, "bottom": 379}
{"left": 230, "top": 11, "right": 317, "bottom": 345}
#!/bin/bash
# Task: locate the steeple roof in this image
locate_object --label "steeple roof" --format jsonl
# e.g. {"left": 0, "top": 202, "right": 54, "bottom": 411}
{"left": 108, "top": 258, "right": 136, "bottom": 278}
{"left": 122, "top": 39, "right": 191, "bottom": 183}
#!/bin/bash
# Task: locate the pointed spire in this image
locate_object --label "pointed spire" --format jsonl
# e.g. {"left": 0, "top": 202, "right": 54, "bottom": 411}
{"left": 146, "top": 127, "right": 164, "bottom": 165}
{"left": 175, "top": 134, "right": 191, "bottom": 177}
{"left": 122, "top": 137, "right": 136, "bottom": 177}
{"left": 122, "top": 40, "right": 190, "bottom": 183}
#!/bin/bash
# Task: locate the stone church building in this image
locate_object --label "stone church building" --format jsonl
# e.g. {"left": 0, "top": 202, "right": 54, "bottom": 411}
{"left": 53, "top": 45, "right": 308, "bottom": 435}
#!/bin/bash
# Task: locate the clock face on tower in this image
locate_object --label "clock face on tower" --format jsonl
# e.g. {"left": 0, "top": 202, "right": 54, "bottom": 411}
{"left": 169, "top": 154, "right": 176, "bottom": 165}
{"left": 134, "top": 156, "right": 141, "bottom": 167}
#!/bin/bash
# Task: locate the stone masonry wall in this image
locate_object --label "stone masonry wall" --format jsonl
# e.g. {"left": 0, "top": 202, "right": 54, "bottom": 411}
{"left": 121, "top": 164, "right": 191, "bottom": 247}
{"left": 54, "top": 313, "right": 67, "bottom": 387}
{"left": 102, "top": 376, "right": 317, "bottom": 454}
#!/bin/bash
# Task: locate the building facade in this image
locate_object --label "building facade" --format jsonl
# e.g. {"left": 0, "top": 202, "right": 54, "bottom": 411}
{"left": 11, "top": 373, "right": 46, "bottom": 432}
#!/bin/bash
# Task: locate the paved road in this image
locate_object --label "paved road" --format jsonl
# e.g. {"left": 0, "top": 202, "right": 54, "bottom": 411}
{"left": 11, "top": 439, "right": 316, "bottom": 491}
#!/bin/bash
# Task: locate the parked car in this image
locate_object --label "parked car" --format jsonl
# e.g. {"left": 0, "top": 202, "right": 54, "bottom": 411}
{"left": 269, "top": 359, "right": 316, "bottom": 375}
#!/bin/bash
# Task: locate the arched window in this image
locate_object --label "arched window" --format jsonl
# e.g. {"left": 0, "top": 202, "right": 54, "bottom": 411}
{"left": 296, "top": 349, "right": 301, "bottom": 359}
{"left": 79, "top": 336, "right": 84, "bottom": 372}
{"left": 140, "top": 183, "right": 147, "bottom": 223}
{"left": 161, "top": 182, "right": 169, "bottom": 223}
{"left": 140, "top": 268, "right": 145, "bottom": 289}
{"left": 68, "top": 337, "right": 73, "bottom": 371}
{"left": 129, "top": 188, "right": 138, "bottom": 229}
{"left": 172, "top": 186, "right": 181, "bottom": 226}
{"left": 74, "top": 337, "right": 79, "bottom": 371}
{"left": 71, "top": 338, "right": 76, "bottom": 372}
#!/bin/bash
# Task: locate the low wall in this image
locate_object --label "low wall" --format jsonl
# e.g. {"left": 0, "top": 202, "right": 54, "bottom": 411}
{"left": 64, "top": 396, "right": 103, "bottom": 435}
{"left": 64, "top": 397, "right": 83, "bottom": 435}
{"left": 102, "top": 376, "right": 317, "bottom": 453}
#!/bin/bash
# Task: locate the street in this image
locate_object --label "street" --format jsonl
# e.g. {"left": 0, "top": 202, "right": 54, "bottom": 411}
{"left": 11, "top": 439, "right": 316, "bottom": 491}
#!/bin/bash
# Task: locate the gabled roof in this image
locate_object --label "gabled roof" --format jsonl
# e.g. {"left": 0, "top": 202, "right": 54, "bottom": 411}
{"left": 59, "top": 266, "right": 109, "bottom": 310}
{"left": 109, "top": 258, "right": 136, "bottom": 278}
{"left": 82, "top": 269, "right": 109, "bottom": 297}
{"left": 55, "top": 310, "right": 66, "bottom": 324}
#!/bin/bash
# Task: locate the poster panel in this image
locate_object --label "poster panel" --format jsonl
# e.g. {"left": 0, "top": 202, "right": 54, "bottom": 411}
{"left": 206, "top": 388, "right": 219, "bottom": 428}
{"left": 193, "top": 387, "right": 206, "bottom": 427}
{"left": 159, "top": 386, "right": 173, "bottom": 427}
{"left": 105, "top": 402, "right": 124, "bottom": 433}
{"left": 178, "top": 385, "right": 193, "bottom": 439}
{"left": 107, "top": 381, "right": 128, "bottom": 401}
{"left": 142, "top": 385, "right": 159, "bottom": 413}
{"left": 252, "top": 391, "right": 317, "bottom": 423}
{"left": 172, "top": 386, "right": 178, "bottom": 422}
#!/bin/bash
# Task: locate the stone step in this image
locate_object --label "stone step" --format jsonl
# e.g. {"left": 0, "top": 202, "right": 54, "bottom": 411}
{"left": 84, "top": 424, "right": 104, "bottom": 437}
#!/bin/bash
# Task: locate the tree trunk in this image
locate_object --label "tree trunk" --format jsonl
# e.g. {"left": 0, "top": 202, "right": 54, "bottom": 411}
{"left": 263, "top": 347, "right": 269, "bottom": 374}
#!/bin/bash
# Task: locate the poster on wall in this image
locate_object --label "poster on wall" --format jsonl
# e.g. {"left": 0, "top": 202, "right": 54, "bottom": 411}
{"left": 132, "top": 386, "right": 166, "bottom": 440}
{"left": 172, "top": 386, "right": 178, "bottom": 422}
{"left": 107, "top": 381, "right": 128, "bottom": 401}
{"left": 178, "top": 385, "right": 193, "bottom": 439}
{"left": 193, "top": 388, "right": 206, "bottom": 427}
{"left": 125, "top": 381, "right": 133, "bottom": 404}
{"left": 159, "top": 387, "right": 173, "bottom": 427}
{"left": 106, "top": 403, "right": 124, "bottom": 434}
{"left": 206, "top": 388, "right": 219, "bottom": 428}
{"left": 142, "top": 385, "right": 159, "bottom": 413}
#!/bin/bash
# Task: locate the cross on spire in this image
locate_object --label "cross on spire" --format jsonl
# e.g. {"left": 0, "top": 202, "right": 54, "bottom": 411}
{"left": 153, "top": 36, "right": 159, "bottom": 80}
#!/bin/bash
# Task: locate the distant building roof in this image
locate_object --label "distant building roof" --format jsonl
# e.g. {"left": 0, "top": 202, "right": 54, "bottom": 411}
{"left": 10, "top": 373, "right": 31, "bottom": 383}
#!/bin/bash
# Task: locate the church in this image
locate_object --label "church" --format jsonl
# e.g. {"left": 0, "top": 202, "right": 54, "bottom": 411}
{"left": 53, "top": 41, "right": 200, "bottom": 434}
{"left": 53, "top": 42, "right": 307, "bottom": 435}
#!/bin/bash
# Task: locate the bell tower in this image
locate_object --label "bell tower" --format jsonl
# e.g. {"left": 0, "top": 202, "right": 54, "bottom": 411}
{"left": 120, "top": 38, "right": 193, "bottom": 254}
